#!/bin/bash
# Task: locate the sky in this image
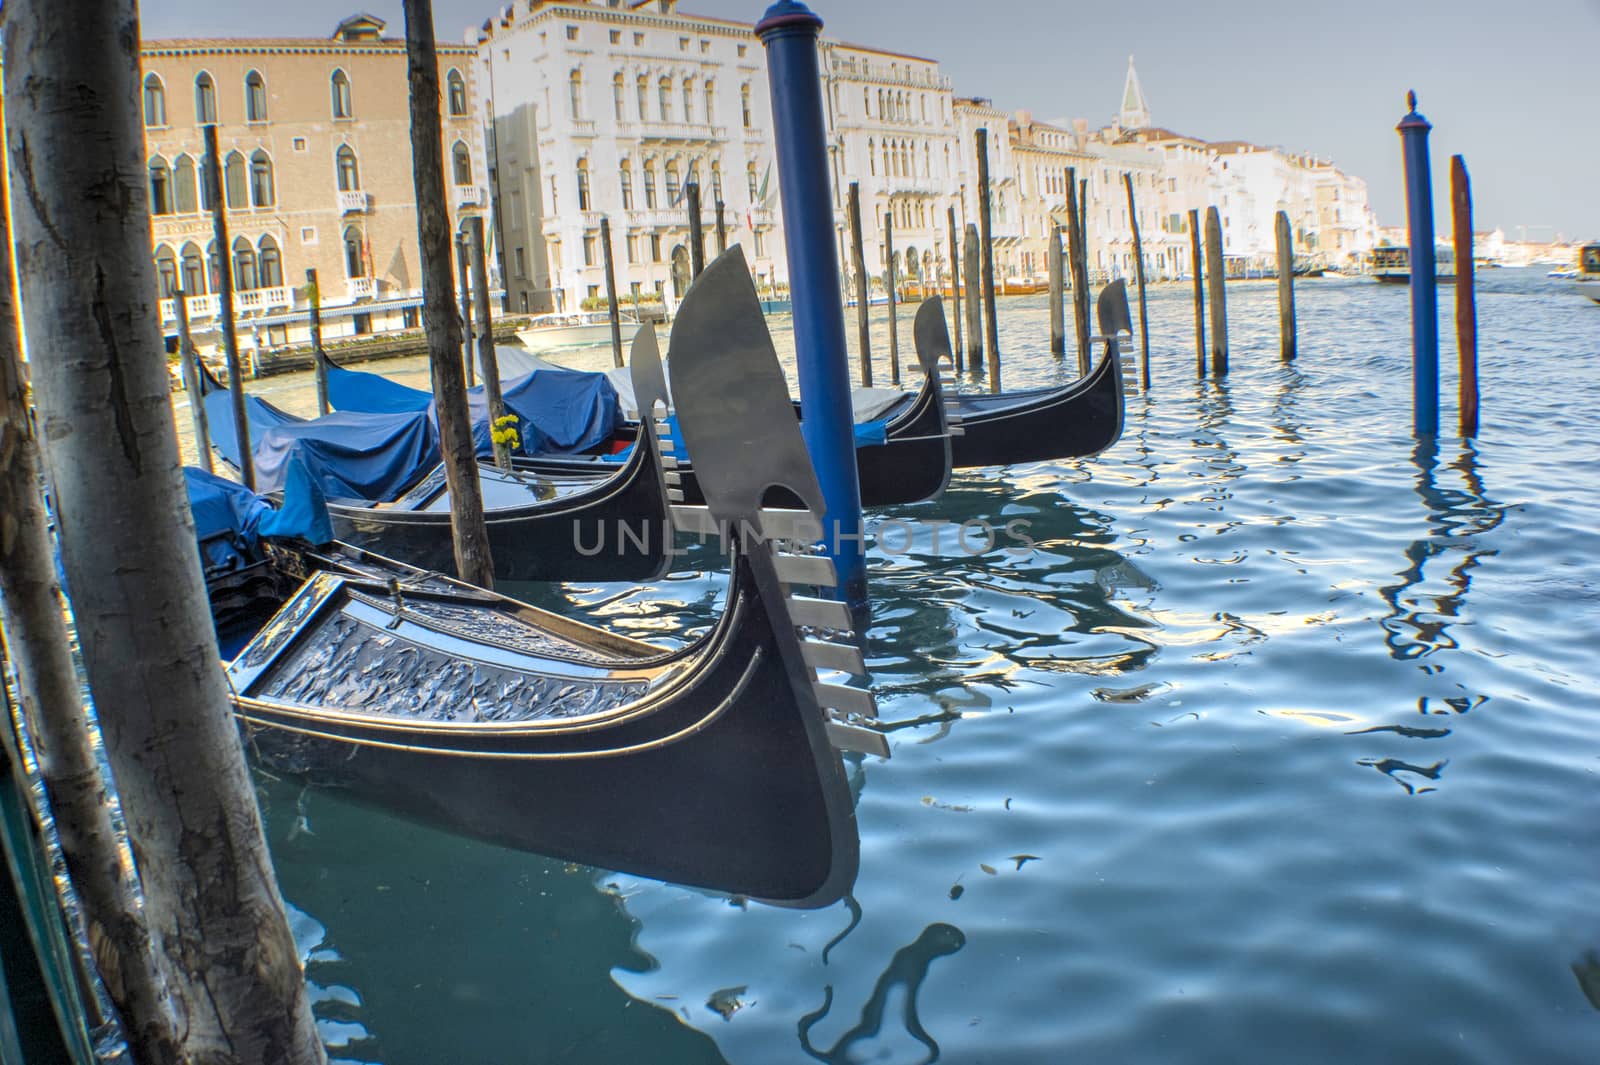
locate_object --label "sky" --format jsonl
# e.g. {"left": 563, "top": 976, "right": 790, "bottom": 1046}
{"left": 138, "top": 0, "right": 1600, "bottom": 240}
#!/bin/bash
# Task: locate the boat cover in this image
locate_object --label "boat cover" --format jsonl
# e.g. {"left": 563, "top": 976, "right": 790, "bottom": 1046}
{"left": 326, "top": 362, "right": 434, "bottom": 414}
{"left": 184, "top": 462, "right": 332, "bottom": 572}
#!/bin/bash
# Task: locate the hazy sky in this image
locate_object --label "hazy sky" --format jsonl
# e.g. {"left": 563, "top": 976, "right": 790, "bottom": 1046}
{"left": 139, "top": 0, "right": 1600, "bottom": 240}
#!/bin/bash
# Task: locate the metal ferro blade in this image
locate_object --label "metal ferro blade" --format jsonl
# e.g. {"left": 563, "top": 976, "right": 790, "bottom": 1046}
{"left": 665, "top": 246, "right": 825, "bottom": 530}
{"left": 912, "top": 295, "right": 953, "bottom": 376}
{"left": 629, "top": 322, "right": 670, "bottom": 418}
{"left": 1097, "top": 278, "right": 1133, "bottom": 339}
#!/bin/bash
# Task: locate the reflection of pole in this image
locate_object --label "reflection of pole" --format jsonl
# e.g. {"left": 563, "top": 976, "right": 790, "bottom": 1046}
{"left": 757, "top": 0, "right": 865, "bottom": 616}
{"left": 1398, "top": 91, "right": 1438, "bottom": 437}
{"left": 848, "top": 182, "right": 872, "bottom": 387}
{"left": 974, "top": 126, "right": 1000, "bottom": 392}
{"left": 202, "top": 122, "right": 253, "bottom": 489}
{"left": 1451, "top": 155, "right": 1478, "bottom": 438}
{"left": 174, "top": 288, "right": 214, "bottom": 472}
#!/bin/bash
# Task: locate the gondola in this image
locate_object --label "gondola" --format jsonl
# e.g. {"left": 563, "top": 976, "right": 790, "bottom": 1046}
{"left": 199, "top": 250, "right": 883, "bottom": 907}
{"left": 196, "top": 356, "right": 672, "bottom": 583}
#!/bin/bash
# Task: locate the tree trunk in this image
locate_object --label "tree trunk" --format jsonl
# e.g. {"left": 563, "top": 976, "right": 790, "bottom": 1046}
{"left": 3, "top": 4, "right": 328, "bottom": 1061}
{"left": 404, "top": 0, "right": 494, "bottom": 588}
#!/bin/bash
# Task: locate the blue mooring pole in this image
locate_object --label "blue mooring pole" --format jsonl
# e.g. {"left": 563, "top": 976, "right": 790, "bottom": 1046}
{"left": 756, "top": 1, "right": 867, "bottom": 617}
{"left": 1398, "top": 90, "right": 1438, "bottom": 438}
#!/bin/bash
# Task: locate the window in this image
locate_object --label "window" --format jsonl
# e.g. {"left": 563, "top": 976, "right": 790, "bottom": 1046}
{"left": 619, "top": 164, "right": 633, "bottom": 209}
{"left": 703, "top": 79, "right": 716, "bottom": 123}
{"left": 636, "top": 75, "right": 648, "bottom": 120}
{"left": 682, "top": 78, "right": 694, "bottom": 123}
{"left": 737, "top": 44, "right": 747, "bottom": 57}
{"left": 609, "top": 30, "right": 621, "bottom": 44}
{"left": 576, "top": 160, "right": 590, "bottom": 211}
{"left": 249, "top": 150, "right": 274, "bottom": 207}
{"left": 513, "top": 246, "right": 526, "bottom": 279}
{"left": 154, "top": 246, "right": 178, "bottom": 296}
{"left": 148, "top": 157, "right": 173, "bottom": 215}
{"left": 753, "top": 229, "right": 765, "bottom": 257}
{"left": 300, "top": 227, "right": 317, "bottom": 244}
{"left": 343, "top": 226, "right": 366, "bottom": 277}
{"left": 740, "top": 83, "right": 751, "bottom": 128}
{"left": 630, "top": 281, "right": 641, "bottom": 299}
{"left": 649, "top": 233, "right": 661, "bottom": 261}
{"left": 331, "top": 69, "right": 352, "bottom": 118}
{"left": 678, "top": 36, "right": 689, "bottom": 51}
{"left": 451, "top": 142, "right": 471, "bottom": 186}
{"left": 245, "top": 70, "right": 267, "bottom": 121}
{"left": 566, "top": 25, "right": 579, "bottom": 41}
{"left": 583, "top": 235, "right": 596, "bottom": 266}
{"left": 447, "top": 69, "right": 468, "bottom": 116}
{"left": 868, "top": 138, "right": 875, "bottom": 176}
{"left": 587, "top": 284, "right": 600, "bottom": 302}
{"left": 336, "top": 144, "right": 360, "bottom": 190}
{"left": 625, "top": 235, "right": 637, "bottom": 262}
{"left": 710, "top": 162, "right": 722, "bottom": 204}
{"left": 194, "top": 72, "right": 216, "bottom": 123}
{"left": 643, "top": 163, "right": 657, "bottom": 208}
{"left": 747, "top": 161, "right": 758, "bottom": 202}
{"left": 180, "top": 243, "right": 206, "bottom": 294}
{"left": 633, "top": 32, "right": 644, "bottom": 45}
{"left": 206, "top": 240, "right": 223, "bottom": 292}
{"left": 701, "top": 39, "right": 711, "bottom": 54}
{"left": 657, "top": 77, "right": 672, "bottom": 122}
{"left": 613, "top": 73, "right": 625, "bottom": 120}
{"left": 293, "top": 136, "right": 307, "bottom": 152}
{"left": 353, "top": 312, "right": 372, "bottom": 335}
{"left": 232, "top": 236, "right": 258, "bottom": 291}
{"left": 257, "top": 235, "right": 283, "bottom": 288}
{"left": 568, "top": 69, "right": 583, "bottom": 120}
{"left": 172, "top": 155, "right": 197, "bottom": 213}
{"left": 664, "top": 160, "right": 680, "bottom": 205}
{"left": 143, "top": 74, "right": 166, "bottom": 126}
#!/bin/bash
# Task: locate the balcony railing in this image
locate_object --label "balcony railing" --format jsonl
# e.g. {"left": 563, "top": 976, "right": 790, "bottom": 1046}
{"left": 456, "top": 185, "right": 485, "bottom": 208}
{"left": 347, "top": 277, "right": 378, "bottom": 300}
{"left": 159, "top": 287, "right": 292, "bottom": 324}
{"left": 338, "top": 189, "right": 371, "bottom": 213}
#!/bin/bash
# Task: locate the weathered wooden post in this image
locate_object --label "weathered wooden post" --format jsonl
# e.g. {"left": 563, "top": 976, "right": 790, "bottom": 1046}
{"left": 174, "top": 289, "right": 214, "bottom": 471}
{"left": 1064, "top": 168, "right": 1091, "bottom": 374}
{"left": 686, "top": 180, "right": 706, "bottom": 278}
{"left": 1274, "top": 211, "right": 1297, "bottom": 363}
{"left": 5, "top": 5, "right": 328, "bottom": 1058}
{"left": 600, "top": 216, "right": 625, "bottom": 369}
{"left": 963, "top": 222, "right": 983, "bottom": 375}
{"left": 405, "top": 0, "right": 494, "bottom": 587}
{"left": 468, "top": 216, "right": 510, "bottom": 470}
{"left": 455, "top": 232, "right": 476, "bottom": 386}
{"left": 757, "top": 0, "right": 867, "bottom": 615}
{"left": 1047, "top": 224, "right": 1065, "bottom": 358}
{"left": 1452, "top": 154, "right": 1478, "bottom": 438}
{"left": 884, "top": 210, "right": 901, "bottom": 386}
{"left": 847, "top": 181, "right": 873, "bottom": 387}
{"left": 1398, "top": 91, "right": 1438, "bottom": 437}
{"left": 1205, "top": 206, "right": 1228, "bottom": 375}
{"left": 1078, "top": 176, "right": 1089, "bottom": 259}
{"left": 974, "top": 127, "right": 1001, "bottom": 392}
{"left": 306, "top": 268, "right": 329, "bottom": 414}
{"left": 946, "top": 205, "right": 964, "bottom": 365}
{"left": 1188, "top": 207, "right": 1206, "bottom": 377}
{"left": 1123, "top": 174, "right": 1151, "bottom": 388}
{"left": 201, "top": 122, "right": 254, "bottom": 489}
{"left": 715, "top": 199, "right": 728, "bottom": 253}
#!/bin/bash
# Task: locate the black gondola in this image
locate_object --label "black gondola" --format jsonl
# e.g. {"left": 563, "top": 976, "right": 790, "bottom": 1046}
{"left": 204, "top": 249, "right": 884, "bottom": 906}
{"left": 197, "top": 353, "right": 673, "bottom": 583}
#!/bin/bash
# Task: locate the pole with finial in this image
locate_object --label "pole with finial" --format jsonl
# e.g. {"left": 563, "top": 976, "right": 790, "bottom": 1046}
{"left": 1398, "top": 90, "right": 1438, "bottom": 437}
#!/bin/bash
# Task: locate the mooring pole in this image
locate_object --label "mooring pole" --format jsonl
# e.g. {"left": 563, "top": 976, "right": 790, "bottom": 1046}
{"left": 963, "top": 222, "right": 983, "bottom": 375}
{"left": 1064, "top": 168, "right": 1091, "bottom": 375}
{"left": 1274, "top": 211, "right": 1297, "bottom": 362}
{"left": 1047, "top": 224, "right": 1065, "bottom": 359}
{"left": 715, "top": 199, "right": 728, "bottom": 254}
{"left": 687, "top": 181, "right": 706, "bottom": 278}
{"left": 1205, "top": 206, "right": 1228, "bottom": 376}
{"left": 974, "top": 127, "right": 1001, "bottom": 392}
{"left": 847, "top": 182, "right": 873, "bottom": 387}
{"left": 201, "top": 123, "right": 253, "bottom": 489}
{"left": 173, "top": 289, "right": 214, "bottom": 473}
{"left": 884, "top": 210, "right": 901, "bottom": 386}
{"left": 946, "top": 206, "right": 964, "bottom": 366}
{"left": 455, "top": 234, "right": 476, "bottom": 386}
{"left": 305, "top": 268, "right": 328, "bottom": 415}
{"left": 1188, "top": 208, "right": 1206, "bottom": 378}
{"left": 600, "top": 216, "right": 624, "bottom": 370}
{"left": 468, "top": 217, "right": 510, "bottom": 470}
{"left": 1398, "top": 91, "right": 1438, "bottom": 437}
{"left": 1451, "top": 154, "right": 1478, "bottom": 438}
{"left": 1123, "top": 173, "right": 1150, "bottom": 389}
{"left": 757, "top": 0, "right": 866, "bottom": 616}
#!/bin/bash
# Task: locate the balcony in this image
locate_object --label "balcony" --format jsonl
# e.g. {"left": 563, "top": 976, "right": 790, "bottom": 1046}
{"left": 631, "top": 120, "right": 725, "bottom": 145}
{"left": 347, "top": 277, "right": 378, "bottom": 301}
{"left": 338, "top": 189, "right": 371, "bottom": 213}
{"left": 158, "top": 287, "right": 292, "bottom": 323}
{"left": 456, "top": 185, "right": 485, "bottom": 209}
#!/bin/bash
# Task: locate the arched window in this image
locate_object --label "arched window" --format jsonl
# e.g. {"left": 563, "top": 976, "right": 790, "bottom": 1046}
{"left": 143, "top": 74, "right": 166, "bottom": 127}
{"left": 568, "top": 69, "right": 583, "bottom": 120}
{"left": 447, "top": 69, "right": 467, "bottom": 116}
{"left": 710, "top": 161, "right": 722, "bottom": 204}
{"left": 635, "top": 75, "right": 648, "bottom": 121}
{"left": 881, "top": 141, "right": 890, "bottom": 178}
{"left": 336, "top": 144, "right": 360, "bottom": 190}
{"left": 343, "top": 226, "right": 366, "bottom": 278}
{"left": 232, "top": 236, "right": 258, "bottom": 291}
{"left": 576, "top": 159, "right": 590, "bottom": 211}
{"left": 664, "top": 159, "right": 680, "bottom": 204}
{"left": 451, "top": 142, "right": 471, "bottom": 186}
{"left": 181, "top": 242, "right": 206, "bottom": 295}
{"left": 740, "top": 83, "right": 752, "bottom": 128}
{"left": 206, "top": 240, "right": 223, "bottom": 292}
{"left": 746, "top": 161, "right": 758, "bottom": 202}
{"left": 868, "top": 138, "right": 875, "bottom": 176}
{"left": 703, "top": 79, "right": 715, "bottom": 123}
{"left": 923, "top": 142, "right": 931, "bottom": 177}
{"left": 172, "top": 154, "right": 197, "bottom": 213}
{"left": 245, "top": 70, "right": 267, "bottom": 122}
{"left": 862, "top": 87, "right": 870, "bottom": 117}
{"left": 194, "top": 72, "right": 216, "bottom": 123}
{"left": 612, "top": 72, "right": 625, "bottom": 120}
{"left": 619, "top": 163, "right": 633, "bottom": 210}
{"left": 224, "top": 151, "right": 247, "bottom": 209}
{"left": 643, "top": 161, "right": 657, "bottom": 208}
{"left": 331, "top": 69, "right": 352, "bottom": 118}
{"left": 154, "top": 246, "right": 178, "bottom": 297}
{"left": 682, "top": 78, "right": 694, "bottom": 123}
{"left": 249, "top": 150, "right": 274, "bottom": 207}
{"left": 657, "top": 77, "right": 672, "bottom": 122}
{"left": 148, "top": 157, "right": 173, "bottom": 215}
{"left": 257, "top": 235, "right": 283, "bottom": 289}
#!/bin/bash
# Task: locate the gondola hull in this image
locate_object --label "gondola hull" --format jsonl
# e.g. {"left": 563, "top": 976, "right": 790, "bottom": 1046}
{"left": 937, "top": 344, "right": 1124, "bottom": 468}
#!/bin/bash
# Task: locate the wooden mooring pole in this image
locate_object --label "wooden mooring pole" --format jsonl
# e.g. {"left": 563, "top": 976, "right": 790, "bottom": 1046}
{"left": 201, "top": 122, "right": 254, "bottom": 489}
{"left": 1064, "top": 168, "right": 1091, "bottom": 375}
{"left": 884, "top": 210, "right": 901, "bottom": 386}
{"left": 174, "top": 289, "right": 213, "bottom": 471}
{"left": 1275, "top": 210, "right": 1297, "bottom": 362}
{"left": 847, "top": 182, "right": 872, "bottom": 387}
{"left": 975, "top": 127, "right": 1001, "bottom": 392}
{"left": 686, "top": 181, "right": 706, "bottom": 279}
{"left": 1205, "top": 206, "right": 1229, "bottom": 376}
{"left": 600, "top": 216, "right": 625, "bottom": 370}
{"left": 405, "top": 0, "right": 494, "bottom": 587}
{"left": 307, "top": 268, "right": 329, "bottom": 414}
{"left": 1452, "top": 155, "right": 1478, "bottom": 438}
{"left": 468, "top": 216, "right": 509, "bottom": 470}
{"left": 963, "top": 222, "right": 983, "bottom": 375}
{"left": 946, "top": 206, "right": 964, "bottom": 366}
{"left": 1188, "top": 208, "right": 1206, "bottom": 377}
{"left": 715, "top": 199, "right": 728, "bottom": 254}
{"left": 1123, "top": 173, "right": 1150, "bottom": 389}
{"left": 1047, "top": 224, "right": 1065, "bottom": 358}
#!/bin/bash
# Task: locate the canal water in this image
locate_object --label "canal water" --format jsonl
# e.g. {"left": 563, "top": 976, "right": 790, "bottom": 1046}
{"left": 240, "top": 269, "right": 1600, "bottom": 1063}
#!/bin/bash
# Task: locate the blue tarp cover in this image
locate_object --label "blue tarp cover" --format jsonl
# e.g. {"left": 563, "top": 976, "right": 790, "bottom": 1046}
{"left": 326, "top": 363, "right": 433, "bottom": 414}
{"left": 185, "top": 462, "right": 332, "bottom": 572}
{"left": 203, "top": 387, "right": 439, "bottom": 502}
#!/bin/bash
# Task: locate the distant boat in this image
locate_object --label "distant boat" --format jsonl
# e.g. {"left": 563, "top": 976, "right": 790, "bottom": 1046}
{"left": 515, "top": 310, "right": 648, "bottom": 353}
{"left": 1369, "top": 245, "right": 1457, "bottom": 284}
{"left": 1574, "top": 242, "right": 1600, "bottom": 304}
{"left": 759, "top": 297, "right": 792, "bottom": 315}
